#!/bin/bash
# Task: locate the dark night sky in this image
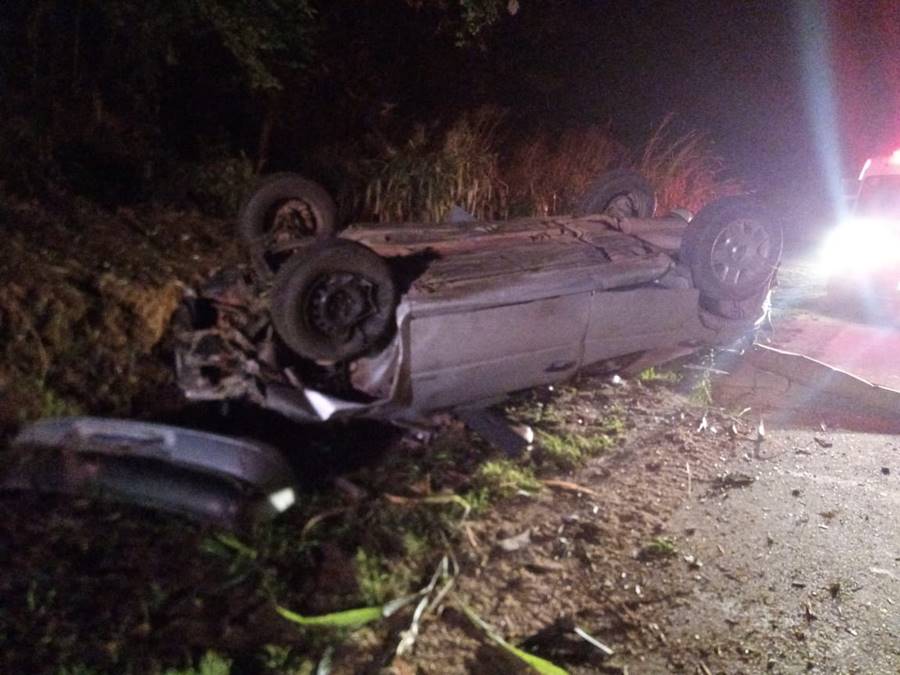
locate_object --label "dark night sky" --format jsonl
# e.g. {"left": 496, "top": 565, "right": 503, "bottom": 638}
{"left": 4, "top": 0, "right": 897, "bottom": 221}
{"left": 479, "top": 0, "right": 899, "bottom": 210}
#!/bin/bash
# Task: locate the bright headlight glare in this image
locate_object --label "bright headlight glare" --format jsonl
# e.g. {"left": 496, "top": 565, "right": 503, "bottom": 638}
{"left": 819, "top": 218, "right": 900, "bottom": 273}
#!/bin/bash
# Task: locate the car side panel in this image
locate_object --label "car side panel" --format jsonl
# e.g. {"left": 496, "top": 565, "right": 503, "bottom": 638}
{"left": 582, "top": 288, "right": 711, "bottom": 366}
{"left": 407, "top": 293, "right": 590, "bottom": 411}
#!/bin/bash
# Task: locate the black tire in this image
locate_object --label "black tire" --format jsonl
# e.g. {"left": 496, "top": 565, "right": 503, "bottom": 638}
{"left": 270, "top": 239, "right": 397, "bottom": 363}
{"left": 575, "top": 169, "right": 657, "bottom": 218}
{"left": 681, "top": 196, "right": 782, "bottom": 301}
{"left": 238, "top": 173, "right": 338, "bottom": 278}
{"left": 701, "top": 288, "right": 773, "bottom": 320}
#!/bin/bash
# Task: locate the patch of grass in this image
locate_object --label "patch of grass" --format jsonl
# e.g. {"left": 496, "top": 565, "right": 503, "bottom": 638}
{"left": 198, "top": 532, "right": 261, "bottom": 591}
{"left": 690, "top": 378, "right": 713, "bottom": 406}
{"left": 15, "top": 378, "right": 85, "bottom": 423}
{"left": 536, "top": 430, "right": 616, "bottom": 470}
{"left": 503, "top": 114, "right": 741, "bottom": 218}
{"left": 353, "top": 541, "right": 429, "bottom": 607}
{"left": 638, "top": 366, "right": 682, "bottom": 384}
{"left": 461, "top": 487, "right": 493, "bottom": 514}
{"left": 687, "top": 365, "right": 714, "bottom": 406}
{"left": 600, "top": 413, "right": 625, "bottom": 437}
{"left": 177, "top": 153, "right": 257, "bottom": 217}
{"left": 354, "top": 548, "right": 409, "bottom": 606}
{"left": 258, "top": 645, "right": 317, "bottom": 675}
{"left": 471, "top": 459, "right": 541, "bottom": 500}
{"left": 402, "top": 530, "right": 428, "bottom": 558}
{"left": 639, "top": 536, "right": 678, "bottom": 560}
{"left": 163, "top": 651, "right": 232, "bottom": 675}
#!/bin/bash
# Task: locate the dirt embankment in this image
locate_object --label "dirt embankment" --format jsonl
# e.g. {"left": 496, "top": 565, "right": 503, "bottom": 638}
{"left": 0, "top": 193, "right": 241, "bottom": 435}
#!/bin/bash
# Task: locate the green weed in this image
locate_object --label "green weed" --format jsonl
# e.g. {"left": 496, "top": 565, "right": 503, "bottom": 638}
{"left": 354, "top": 548, "right": 403, "bottom": 606}
{"left": 471, "top": 459, "right": 541, "bottom": 499}
{"left": 536, "top": 429, "right": 616, "bottom": 470}
{"left": 163, "top": 651, "right": 232, "bottom": 675}
{"left": 16, "top": 378, "right": 84, "bottom": 422}
{"left": 277, "top": 604, "right": 382, "bottom": 630}
{"left": 402, "top": 531, "right": 428, "bottom": 558}
{"left": 639, "top": 536, "right": 678, "bottom": 560}
{"left": 638, "top": 366, "right": 682, "bottom": 384}
{"left": 258, "top": 645, "right": 317, "bottom": 675}
{"left": 458, "top": 601, "right": 568, "bottom": 675}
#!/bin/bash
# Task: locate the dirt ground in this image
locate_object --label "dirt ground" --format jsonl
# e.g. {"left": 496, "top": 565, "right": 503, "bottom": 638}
{"left": 1, "top": 197, "right": 898, "bottom": 674}
{"left": 0, "top": 192, "right": 241, "bottom": 434}
{"left": 397, "top": 390, "right": 900, "bottom": 675}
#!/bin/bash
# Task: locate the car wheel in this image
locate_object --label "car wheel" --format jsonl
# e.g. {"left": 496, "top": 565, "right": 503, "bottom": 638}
{"left": 239, "top": 173, "right": 338, "bottom": 278}
{"left": 701, "top": 288, "right": 773, "bottom": 320}
{"left": 575, "top": 169, "right": 656, "bottom": 218}
{"left": 270, "top": 239, "right": 397, "bottom": 363}
{"left": 682, "top": 196, "right": 782, "bottom": 301}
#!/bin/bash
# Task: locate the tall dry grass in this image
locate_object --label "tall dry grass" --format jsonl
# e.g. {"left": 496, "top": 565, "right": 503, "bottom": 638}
{"left": 348, "top": 107, "right": 508, "bottom": 224}
{"left": 504, "top": 125, "right": 628, "bottom": 216}
{"left": 344, "top": 111, "right": 741, "bottom": 223}
{"left": 634, "top": 116, "right": 742, "bottom": 214}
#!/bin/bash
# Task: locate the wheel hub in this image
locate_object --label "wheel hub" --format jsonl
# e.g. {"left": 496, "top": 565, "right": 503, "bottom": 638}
{"left": 606, "top": 193, "right": 637, "bottom": 219}
{"left": 271, "top": 199, "right": 317, "bottom": 243}
{"left": 709, "top": 218, "right": 771, "bottom": 287}
{"left": 307, "top": 273, "right": 377, "bottom": 338}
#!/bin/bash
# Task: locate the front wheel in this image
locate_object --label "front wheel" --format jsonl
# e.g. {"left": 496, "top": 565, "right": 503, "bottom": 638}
{"left": 270, "top": 240, "right": 397, "bottom": 364}
{"left": 681, "top": 196, "right": 782, "bottom": 301}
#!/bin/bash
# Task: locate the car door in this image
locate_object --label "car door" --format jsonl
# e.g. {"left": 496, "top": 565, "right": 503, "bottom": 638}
{"left": 402, "top": 243, "right": 596, "bottom": 412}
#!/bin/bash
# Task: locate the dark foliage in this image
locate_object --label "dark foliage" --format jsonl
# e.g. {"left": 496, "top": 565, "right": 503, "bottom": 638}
{"left": 0, "top": 0, "right": 516, "bottom": 208}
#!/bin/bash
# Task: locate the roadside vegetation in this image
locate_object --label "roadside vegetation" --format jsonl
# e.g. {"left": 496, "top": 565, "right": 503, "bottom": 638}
{"left": 2, "top": 353, "right": 673, "bottom": 674}
{"left": 3, "top": 358, "right": 761, "bottom": 674}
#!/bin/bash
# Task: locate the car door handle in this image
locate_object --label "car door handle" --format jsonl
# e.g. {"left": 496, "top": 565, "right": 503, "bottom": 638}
{"left": 546, "top": 360, "right": 576, "bottom": 373}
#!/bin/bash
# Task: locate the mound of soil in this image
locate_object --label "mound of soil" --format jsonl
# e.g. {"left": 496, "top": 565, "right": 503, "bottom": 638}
{"left": 0, "top": 192, "right": 241, "bottom": 437}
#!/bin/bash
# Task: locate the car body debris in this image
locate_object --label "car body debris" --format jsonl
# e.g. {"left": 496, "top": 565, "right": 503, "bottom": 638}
{"left": 2, "top": 417, "right": 297, "bottom": 526}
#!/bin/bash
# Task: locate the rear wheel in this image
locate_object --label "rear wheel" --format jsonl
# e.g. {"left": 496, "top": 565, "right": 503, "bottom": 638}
{"left": 575, "top": 169, "right": 656, "bottom": 218}
{"left": 270, "top": 240, "right": 397, "bottom": 363}
{"left": 681, "top": 196, "right": 782, "bottom": 302}
{"left": 239, "top": 173, "right": 338, "bottom": 278}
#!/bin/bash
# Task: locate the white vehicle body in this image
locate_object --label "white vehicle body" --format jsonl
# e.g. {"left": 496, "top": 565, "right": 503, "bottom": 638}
{"left": 821, "top": 149, "right": 900, "bottom": 312}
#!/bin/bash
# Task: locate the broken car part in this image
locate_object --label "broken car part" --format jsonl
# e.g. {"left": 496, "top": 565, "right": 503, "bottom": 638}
{"left": 3, "top": 417, "right": 298, "bottom": 526}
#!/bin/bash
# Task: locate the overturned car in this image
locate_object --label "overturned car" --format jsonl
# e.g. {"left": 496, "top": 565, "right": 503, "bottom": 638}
{"left": 176, "top": 171, "right": 782, "bottom": 428}
{"left": 6, "top": 171, "right": 782, "bottom": 524}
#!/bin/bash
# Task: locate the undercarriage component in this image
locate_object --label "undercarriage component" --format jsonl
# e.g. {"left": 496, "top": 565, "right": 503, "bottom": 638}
{"left": 456, "top": 407, "right": 534, "bottom": 457}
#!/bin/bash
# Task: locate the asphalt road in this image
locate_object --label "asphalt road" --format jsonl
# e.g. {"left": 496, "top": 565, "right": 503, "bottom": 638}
{"left": 638, "top": 428, "right": 900, "bottom": 674}
{"left": 632, "top": 246, "right": 900, "bottom": 673}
